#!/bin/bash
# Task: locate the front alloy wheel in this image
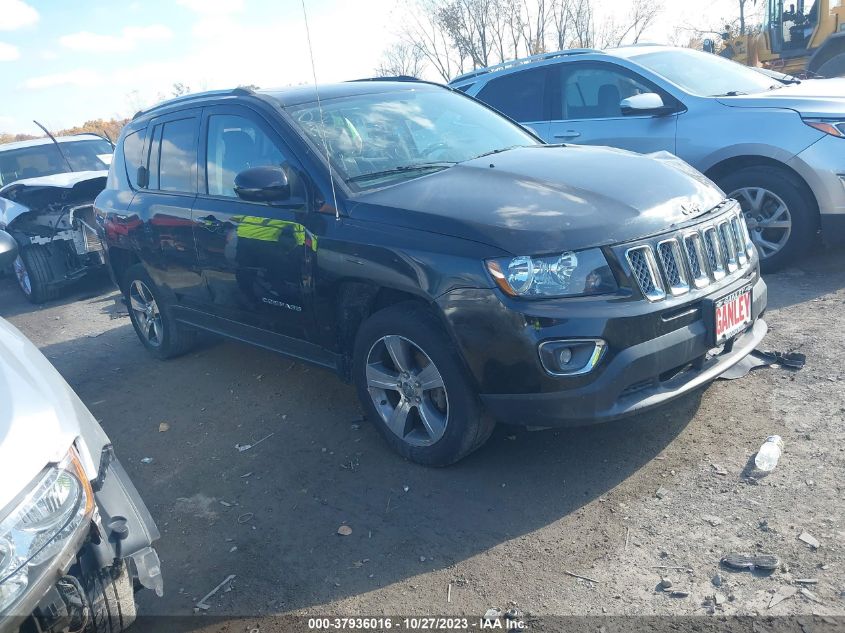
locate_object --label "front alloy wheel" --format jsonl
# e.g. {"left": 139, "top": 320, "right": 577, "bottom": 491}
{"left": 13, "top": 255, "right": 32, "bottom": 297}
{"left": 129, "top": 280, "right": 163, "bottom": 347}
{"left": 366, "top": 335, "right": 449, "bottom": 447}
{"left": 729, "top": 186, "right": 792, "bottom": 260}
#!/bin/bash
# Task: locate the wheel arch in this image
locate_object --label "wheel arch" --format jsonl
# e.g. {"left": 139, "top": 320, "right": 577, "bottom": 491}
{"left": 808, "top": 32, "right": 845, "bottom": 75}
{"left": 107, "top": 247, "right": 142, "bottom": 293}
{"left": 704, "top": 155, "right": 820, "bottom": 226}
{"left": 334, "top": 280, "right": 460, "bottom": 380}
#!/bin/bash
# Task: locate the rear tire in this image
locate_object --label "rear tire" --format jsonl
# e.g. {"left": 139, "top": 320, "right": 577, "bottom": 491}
{"left": 85, "top": 562, "right": 137, "bottom": 633}
{"left": 716, "top": 165, "right": 817, "bottom": 272}
{"left": 352, "top": 302, "right": 494, "bottom": 466}
{"left": 816, "top": 53, "right": 845, "bottom": 78}
{"left": 14, "top": 245, "right": 63, "bottom": 304}
{"left": 124, "top": 264, "right": 197, "bottom": 359}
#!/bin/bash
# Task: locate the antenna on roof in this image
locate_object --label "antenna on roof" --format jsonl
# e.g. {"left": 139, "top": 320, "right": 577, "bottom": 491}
{"left": 33, "top": 120, "right": 74, "bottom": 172}
{"left": 301, "top": 0, "right": 340, "bottom": 221}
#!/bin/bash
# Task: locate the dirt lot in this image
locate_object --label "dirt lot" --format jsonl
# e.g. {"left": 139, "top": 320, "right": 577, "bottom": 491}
{"left": 1, "top": 249, "right": 844, "bottom": 625}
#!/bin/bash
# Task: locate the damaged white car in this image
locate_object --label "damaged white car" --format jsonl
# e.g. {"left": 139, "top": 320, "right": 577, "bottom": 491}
{"left": 0, "top": 232, "right": 162, "bottom": 632}
{"left": 0, "top": 135, "right": 113, "bottom": 303}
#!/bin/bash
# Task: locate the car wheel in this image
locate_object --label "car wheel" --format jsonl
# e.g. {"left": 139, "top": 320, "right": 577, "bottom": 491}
{"left": 717, "top": 166, "right": 817, "bottom": 271}
{"left": 14, "top": 245, "right": 62, "bottom": 304}
{"left": 84, "top": 561, "right": 137, "bottom": 633}
{"left": 124, "top": 264, "right": 196, "bottom": 359}
{"left": 353, "top": 302, "right": 494, "bottom": 466}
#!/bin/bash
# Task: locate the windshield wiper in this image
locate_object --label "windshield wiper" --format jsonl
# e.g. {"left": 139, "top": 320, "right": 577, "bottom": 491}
{"left": 469, "top": 145, "right": 527, "bottom": 160}
{"left": 714, "top": 91, "right": 748, "bottom": 97}
{"left": 347, "top": 162, "right": 456, "bottom": 183}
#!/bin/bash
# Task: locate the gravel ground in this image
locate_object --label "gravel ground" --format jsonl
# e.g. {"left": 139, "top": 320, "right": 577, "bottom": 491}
{"left": 1, "top": 249, "right": 844, "bottom": 625}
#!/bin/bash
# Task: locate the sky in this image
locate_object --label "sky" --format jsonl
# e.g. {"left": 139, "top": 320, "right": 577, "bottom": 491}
{"left": 0, "top": 0, "right": 748, "bottom": 135}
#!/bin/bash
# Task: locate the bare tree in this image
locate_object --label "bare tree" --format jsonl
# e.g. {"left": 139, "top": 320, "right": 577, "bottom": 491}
{"left": 739, "top": 0, "right": 758, "bottom": 35}
{"left": 376, "top": 42, "right": 426, "bottom": 77}
{"left": 597, "top": 0, "right": 664, "bottom": 49}
{"left": 400, "top": 0, "right": 466, "bottom": 82}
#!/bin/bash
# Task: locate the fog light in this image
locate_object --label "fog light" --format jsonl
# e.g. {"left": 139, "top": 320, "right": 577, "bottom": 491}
{"left": 539, "top": 339, "right": 607, "bottom": 376}
{"left": 558, "top": 347, "right": 573, "bottom": 366}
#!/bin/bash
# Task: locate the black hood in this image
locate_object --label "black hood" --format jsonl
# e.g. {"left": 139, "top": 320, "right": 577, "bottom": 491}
{"left": 349, "top": 145, "right": 725, "bottom": 256}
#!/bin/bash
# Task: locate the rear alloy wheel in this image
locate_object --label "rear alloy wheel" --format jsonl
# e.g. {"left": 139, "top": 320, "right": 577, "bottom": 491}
{"left": 128, "top": 280, "right": 164, "bottom": 348}
{"left": 124, "top": 264, "right": 197, "bottom": 359}
{"left": 353, "top": 302, "right": 495, "bottom": 466}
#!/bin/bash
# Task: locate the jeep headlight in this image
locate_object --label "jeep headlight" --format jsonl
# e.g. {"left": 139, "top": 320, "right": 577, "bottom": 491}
{"left": 0, "top": 449, "right": 93, "bottom": 614}
{"left": 486, "top": 248, "right": 618, "bottom": 298}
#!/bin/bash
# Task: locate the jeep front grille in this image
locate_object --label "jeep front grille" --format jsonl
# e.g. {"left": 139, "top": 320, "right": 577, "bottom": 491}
{"left": 625, "top": 205, "right": 753, "bottom": 303}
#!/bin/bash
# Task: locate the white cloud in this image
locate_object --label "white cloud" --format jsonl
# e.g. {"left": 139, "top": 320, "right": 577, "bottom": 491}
{"left": 177, "top": 0, "right": 244, "bottom": 15}
{"left": 24, "top": 68, "right": 104, "bottom": 90}
{"left": 0, "top": 0, "right": 38, "bottom": 31}
{"left": 60, "top": 24, "right": 172, "bottom": 53}
{"left": 40, "top": 50, "right": 58, "bottom": 60}
{"left": 0, "top": 41, "right": 19, "bottom": 61}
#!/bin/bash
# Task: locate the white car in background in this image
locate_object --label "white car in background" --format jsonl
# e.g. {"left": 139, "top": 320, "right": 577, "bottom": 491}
{"left": 0, "top": 231, "right": 161, "bottom": 632}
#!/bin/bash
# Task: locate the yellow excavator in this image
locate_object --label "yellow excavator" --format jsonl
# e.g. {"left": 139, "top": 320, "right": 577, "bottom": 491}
{"left": 711, "top": 0, "right": 845, "bottom": 77}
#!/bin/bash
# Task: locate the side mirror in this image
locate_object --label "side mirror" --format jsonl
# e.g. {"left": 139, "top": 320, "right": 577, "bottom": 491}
{"left": 234, "top": 166, "right": 290, "bottom": 203}
{"left": 0, "top": 230, "right": 19, "bottom": 269}
{"left": 620, "top": 93, "right": 672, "bottom": 117}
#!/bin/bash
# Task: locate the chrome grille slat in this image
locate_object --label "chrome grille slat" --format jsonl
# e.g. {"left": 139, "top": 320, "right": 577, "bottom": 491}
{"left": 625, "top": 206, "right": 752, "bottom": 302}
{"left": 657, "top": 238, "right": 689, "bottom": 296}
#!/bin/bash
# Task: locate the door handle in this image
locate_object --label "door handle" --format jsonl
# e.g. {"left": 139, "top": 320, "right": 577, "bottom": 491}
{"left": 554, "top": 131, "right": 581, "bottom": 139}
{"left": 196, "top": 215, "right": 224, "bottom": 232}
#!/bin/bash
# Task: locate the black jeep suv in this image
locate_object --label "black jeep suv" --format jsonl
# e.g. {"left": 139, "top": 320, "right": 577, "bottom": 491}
{"left": 95, "top": 81, "right": 767, "bottom": 466}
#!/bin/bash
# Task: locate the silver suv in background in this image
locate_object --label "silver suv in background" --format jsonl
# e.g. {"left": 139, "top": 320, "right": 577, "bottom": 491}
{"left": 452, "top": 46, "right": 845, "bottom": 270}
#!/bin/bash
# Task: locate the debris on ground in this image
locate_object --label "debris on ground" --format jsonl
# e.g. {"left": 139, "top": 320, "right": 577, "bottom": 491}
{"left": 702, "top": 514, "right": 723, "bottom": 527}
{"left": 237, "top": 512, "right": 254, "bottom": 524}
{"left": 712, "top": 573, "right": 723, "bottom": 587}
{"left": 768, "top": 586, "right": 798, "bottom": 609}
{"left": 403, "top": 485, "right": 410, "bottom": 493}
{"left": 798, "top": 531, "right": 820, "bottom": 549}
{"left": 669, "top": 591, "right": 689, "bottom": 598}
{"left": 754, "top": 435, "right": 784, "bottom": 472}
{"left": 483, "top": 607, "right": 502, "bottom": 622}
{"left": 718, "top": 349, "right": 806, "bottom": 380}
{"left": 721, "top": 552, "right": 780, "bottom": 571}
{"left": 799, "top": 587, "right": 823, "bottom": 604}
{"left": 195, "top": 574, "right": 236, "bottom": 611}
{"left": 794, "top": 578, "right": 818, "bottom": 584}
{"left": 711, "top": 463, "right": 729, "bottom": 476}
{"left": 564, "top": 570, "right": 599, "bottom": 584}
{"left": 158, "top": 422, "right": 170, "bottom": 433}
{"left": 337, "top": 525, "right": 353, "bottom": 536}
{"left": 140, "top": 457, "right": 154, "bottom": 464}
{"left": 655, "top": 487, "right": 668, "bottom": 499}
{"left": 658, "top": 577, "right": 673, "bottom": 590}
{"left": 235, "top": 432, "right": 274, "bottom": 452}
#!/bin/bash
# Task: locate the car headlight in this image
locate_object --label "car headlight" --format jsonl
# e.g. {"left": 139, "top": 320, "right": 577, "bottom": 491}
{"left": 486, "top": 248, "right": 618, "bottom": 298}
{"left": 0, "top": 448, "right": 93, "bottom": 614}
{"left": 803, "top": 118, "right": 845, "bottom": 138}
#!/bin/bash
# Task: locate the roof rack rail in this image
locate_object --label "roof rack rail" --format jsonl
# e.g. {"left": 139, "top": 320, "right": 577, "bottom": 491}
{"left": 350, "top": 75, "right": 422, "bottom": 83}
{"left": 450, "top": 48, "right": 603, "bottom": 84}
{"left": 132, "top": 87, "right": 256, "bottom": 120}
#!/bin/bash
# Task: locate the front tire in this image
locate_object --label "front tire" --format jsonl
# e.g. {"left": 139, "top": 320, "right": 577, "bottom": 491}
{"left": 717, "top": 166, "right": 817, "bottom": 271}
{"left": 352, "top": 302, "right": 494, "bottom": 466}
{"left": 85, "top": 562, "right": 137, "bottom": 633}
{"left": 124, "top": 264, "right": 197, "bottom": 359}
{"left": 14, "top": 245, "right": 63, "bottom": 304}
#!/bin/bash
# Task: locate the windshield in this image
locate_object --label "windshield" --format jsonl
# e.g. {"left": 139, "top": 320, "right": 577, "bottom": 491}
{"left": 631, "top": 49, "right": 778, "bottom": 97}
{"left": 285, "top": 88, "right": 539, "bottom": 190}
{"left": 0, "top": 138, "right": 113, "bottom": 187}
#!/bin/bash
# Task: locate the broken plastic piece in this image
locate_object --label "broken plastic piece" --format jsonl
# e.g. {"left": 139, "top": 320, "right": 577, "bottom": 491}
{"left": 720, "top": 552, "right": 780, "bottom": 571}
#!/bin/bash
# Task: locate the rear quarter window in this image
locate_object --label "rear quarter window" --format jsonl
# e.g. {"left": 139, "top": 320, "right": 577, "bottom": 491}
{"left": 123, "top": 128, "right": 146, "bottom": 189}
{"left": 476, "top": 68, "right": 547, "bottom": 122}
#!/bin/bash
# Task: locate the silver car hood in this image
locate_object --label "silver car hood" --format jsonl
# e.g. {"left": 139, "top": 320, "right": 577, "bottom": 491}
{"left": 717, "top": 78, "right": 845, "bottom": 118}
{"left": 0, "top": 170, "right": 108, "bottom": 228}
{"left": 0, "top": 318, "right": 109, "bottom": 510}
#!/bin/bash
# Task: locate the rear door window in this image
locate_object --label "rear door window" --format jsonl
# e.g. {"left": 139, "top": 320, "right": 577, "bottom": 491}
{"left": 158, "top": 117, "right": 198, "bottom": 193}
{"left": 476, "top": 67, "right": 548, "bottom": 122}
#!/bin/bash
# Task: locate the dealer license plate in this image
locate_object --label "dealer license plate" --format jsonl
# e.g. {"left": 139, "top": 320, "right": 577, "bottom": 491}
{"left": 714, "top": 286, "right": 753, "bottom": 344}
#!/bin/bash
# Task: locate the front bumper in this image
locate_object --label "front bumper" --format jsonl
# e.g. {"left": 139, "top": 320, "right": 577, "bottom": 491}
{"left": 1, "top": 453, "right": 161, "bottom": 632}
{"left": 437, "top": 271, "right": 767, "bottom": 427}
{"left": 789, "top": 134, "right": 845, "bottom": 243}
